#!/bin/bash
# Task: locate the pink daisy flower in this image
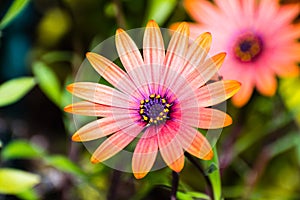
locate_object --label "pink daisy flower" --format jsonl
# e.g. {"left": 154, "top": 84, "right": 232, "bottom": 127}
{"left": 179, "top": 0, "right": 300, "bottom": 107}
{"left": 64, "top": 20, "right": 240, "bottom": 179}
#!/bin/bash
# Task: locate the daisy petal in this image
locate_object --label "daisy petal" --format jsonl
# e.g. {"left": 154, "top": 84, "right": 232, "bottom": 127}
{"left": 177, "top": 125, "right": 213, "bottom": 160}
{"left": 115, "top": 29, "right": 148, "bottom": 95}
{"left": 143, "top": 20, "right": 165, "bottom": 93}
{"left": 64, "top": 101, "right": 130, "bottom": 117}
{"left": 158, "top": 121, "right": 184, "bottom": 172}
{"left": 183, "top": 80, "right": 241, "bottom": 107}
{"left": 132, "top": 126, "right": 158, "bottom": 179}
{"left": 187, "top": 52, "right": 226, "bottom": 88}
{"left": 184, "top": 0, "right": 221, "bottom": 25}
{"left": 72, "top": 114, "right": 139, "bottom": 141}
{"left": 181, "top": 107, "right": 232, "bottom": 129}
{"left": 86, "top": 52, "right": 137, "bottom": 96}
{"left": 165, "top": 22, "right": 189, "bottom": 72}
{"left": 231, "top": 71, "right": 254, "bottom": 107}
{"left": 66, "top": 82, "right": 133, "bottom": 108}
{"left": 91, "top": 124, "right": 144, "bottom": 163}
{"left": 255, "top": 66, "right": 277, "bottom": 96}
{"left": 182, "top": 32, "right": 212, "bottom": 75}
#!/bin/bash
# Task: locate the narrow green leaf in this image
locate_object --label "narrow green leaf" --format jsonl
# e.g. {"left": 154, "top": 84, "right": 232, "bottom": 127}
{"left": 0, "top": 0, "right": 30, "bottom": 30}
{"left": 0, "top": 168, "right": 40, "bottom": 195}
{"left": 0, "top": 77, "right": 35, "bottom": 107}
{"left": 203, "top": 146, "right": 222, "bottom": 200}
{"left": 1, "top": 140, "right": 44, "bottom": 160}
{"left": 177, "top": 191, "right": 210, "bottom": 200}
{"left": 144, "top": 0, "right": 177, "bottom": 25}
{"left": 269, "top": 132, "right": 300, "bottom": 158}
{"left": 16, "top": 189, "right": 39, "bottom": 200}
{"left": 45, "top": 155, "right": 85, "bottom": 177}
{"left": 32, "top": 62, "right": 61, "bottom": 107}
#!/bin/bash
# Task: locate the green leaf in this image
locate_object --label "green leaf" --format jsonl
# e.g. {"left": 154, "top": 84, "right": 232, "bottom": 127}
{"left": 16, "top": 189, "right": 39, "bottom": 200}
{"left": 279, "top": 77, "right": 300, "bottom": 126}
{"left": 0, "top": 77, "right": 35, "bottom": 107}
{"left": 269, "top": 132, "right": 300, "bottom": 158}
{"left": 144, "top": 0, "right": 177, "bottom": 25}
{"left": 203, "top": 146, "right": 222, "bottom": 200}
{"left": 0, "top": 0, "right": 30, "bottom": 30}
{"left": 32, "top": 62, "right": 61, "bottom": 107}
{"left": 1, "top": 140, "right": 44, "bottom": 160}
{"left": 177, "top": 191, "right": 210, "bottom": 200}
{"left": 0, "top": 168, "right": 40, "bottom": 194}
{"left": 45, "top": 155, "right": 85, "bottom": 177}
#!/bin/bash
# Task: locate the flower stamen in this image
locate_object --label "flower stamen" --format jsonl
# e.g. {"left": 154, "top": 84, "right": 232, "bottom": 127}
{"left": 234, "top": 33, "right": 263, "bottom": 62}
{"left": 139, "top": 94, "right": 172, "bottom": 125}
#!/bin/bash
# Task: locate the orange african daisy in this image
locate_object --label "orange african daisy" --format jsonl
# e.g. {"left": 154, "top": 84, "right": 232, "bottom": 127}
{"left": 64, "top": 20, "right": 240, "bottom": 179}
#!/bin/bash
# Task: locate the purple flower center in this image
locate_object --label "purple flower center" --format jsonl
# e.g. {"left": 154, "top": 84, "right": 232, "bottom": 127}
{"left": 139, "top": 94, "right": 172, "bottom": 125}
{"left": 234, "top": 33, "right": 263, "bottom": 62}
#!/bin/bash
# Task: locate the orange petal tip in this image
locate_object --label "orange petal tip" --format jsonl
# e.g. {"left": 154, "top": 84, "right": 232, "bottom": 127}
{"left": 63, "top": 104, "right": 73, "bottom": 113}
{"left": 71, "top": 133, "right": 81, "bottom": 142}
{"left": 133, "top": 172, "right": 147, "bottom": 179}
{"left": 168, "top": 156, "right": 184, "bottom": 172}
{"left": 116, "top": 28, "right": 125, "bottom": 35}
{"left": 90, "top": 156, "right": 100, "bottom": 164}
{"left": 202, "top": 150, "right": 213, "bottom": 160}
{"left": 146, "top": 20, "right": 158, "bottom": 28}
{"left": 224, "top": 115, "right": 233, "bottom": 127}
{"left": 169, "top": 22, "right": 181, "bottom": 31}
{"left": 66, "top": 83, "right": 74, "bottom": 93}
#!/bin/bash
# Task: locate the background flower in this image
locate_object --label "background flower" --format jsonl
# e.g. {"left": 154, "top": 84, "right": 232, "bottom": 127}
{"left": 178, "top": 0, "right": 300, "bottom": 107}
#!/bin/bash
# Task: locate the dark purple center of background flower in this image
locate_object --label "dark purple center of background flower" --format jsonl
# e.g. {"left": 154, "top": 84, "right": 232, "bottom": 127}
{"left": 234, "top": 33, "right": 263, "bottom": 62}
{"left": 139, "top": 94, "right": 172, "bottom": 125}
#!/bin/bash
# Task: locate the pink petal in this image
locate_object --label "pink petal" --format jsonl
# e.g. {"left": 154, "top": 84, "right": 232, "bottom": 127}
{"left": 64, "top": 101, "right": 131, "bottom": 117}
{"left": 115, "top": 29, "right": 148, "bottom": 95}
{"left": 255, "top": 65, "right": 277, "bottom": 97}
{"left": 158, "top": 121, "right": 184, "bottom": 172}
{"left": 91, "top": 123, "right": 144, "bottom": 163}
{"left": 256, "top": 0, "right": 278, "bottom": 31}
{"left": 72, "top": 114, "right": 140, "bottom": 141}
{"left": 182, "top": 32, "right": 212, "bottom": 75}
{"left": 180, "top": 107, "right": 232, "bottom": 129}
{"left": 231, "top": 70, "right": 254, "bottom": 107}
{"left": 132, "top": 126, "right": 158, "bottom": 179}
{"left": 177, "top": 124, "right": 213, "bottom": 160}
{"left": 161, "top": 22, "right": 189, "bottom": 95}
{"left": 143, "top": 20, "right": 165, "bottom": 94}
{"left": 271, "top": 4, "right": 300, "bottom": 31}
{"left": 86, "top": 52, "right": 139, "bottom": 97}
{"left": 184, "top": 0, "right": 222, "bottom": 25}
{"left": 182, "top": 80, "right": 241, "bottom": 107}
{"left": 66, "top": 82, "right": 134, "bottom": 108}
{"left": 186, "top": 52, "right": 226, "bottom": 88}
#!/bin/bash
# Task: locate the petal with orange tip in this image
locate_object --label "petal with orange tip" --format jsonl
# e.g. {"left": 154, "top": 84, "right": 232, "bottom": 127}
{"left": 66, "top": 82, "right": 132, "bottom": 108}
{"left": 181, "top": 107, "right": 232, "bottom": 129}
{"left": 182, "top": 80, "right": 241, "bottom": 107}
{"left": 64, "top": 101, "right": 131, "bottom": 117}
{"left": 182, "top": 32, "right": 212, "bottom": 75}
{"left": 91, "top": 124, "right": 144, "bottom": 163}
{"left": 187, "top": 52, "right": 226, "bottom": 88}
{"left": 72, "top": 114, "right": 138, "bottom": 142}
{"left": 176, "top": 125, "right": 213, "bottom": 160}
{"left": 86, "top": 52, "right": 136, "bottom": 96}
{"left": 158, "top": 121, "right": 185, "bottom": 172}
{"left": 143, "top": 20, "right": 165, "bottom": 93}
{"left": 164, "top": 22, "right": 189, "bottom": 72}
{"left": 132, "top": 126, "right": 158, "bottom": 179}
